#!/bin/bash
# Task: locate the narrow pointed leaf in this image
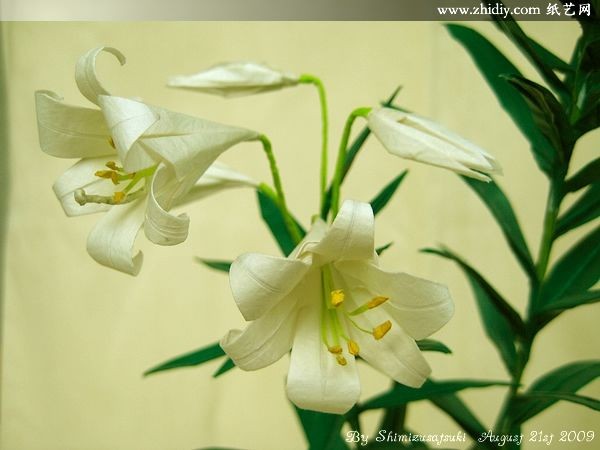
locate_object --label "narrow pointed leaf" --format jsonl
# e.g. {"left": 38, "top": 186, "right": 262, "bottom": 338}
{"left": 370, "top": 171, "right": 408, "bottom": 216}
{"left": 213, "top": 357, "right": 236, "bottom": 378}
{"left": 424, "top": 246, "right": 525, "bottom": 371}
{"left": 416, "top": 339, "right": 452, "bottom": 354}
{"left": 446, "top": 24, "right": 557, "bottom": 177}
{"left": 375, "top": 242, "right": 393, "bottom": 256}
{"left": 540, "top": 225, "right": 600, "bottom": 307}
{"left": 554, "top": 183, "right": 600, "bottom": 237}
{"left": 257, "top": 190, "right": 305, "bottom": 257}
{"left": 520, "top": 391, "right": 600, "bottom": 412}
{"left": 538, "top": 289, "right": 600, "bottom": 313}
{"left": 565, "top": 157, "right": 600, "bottom": 192}
{"left": 430, "top": 394, "right": 494, "bottom": 449}
{"left": 144, "top": 342, "right": 225, "bottom": 376}
{"left": 294, "top": 407, "right": 348, "bottom": 450}
{"left": 505, "top": 75, "right": 573, "bottom": 164}
{"left": 461, "top": 176, "right": 536, "bottom": 280}
{"left": 195, "top": 257, "right": 232, "bottom": 273}
{"left": 510, "top": 360, "right": 600, "bottom": 423}
{"left": 360, "top": 379, "right": 510, "bottom": 411}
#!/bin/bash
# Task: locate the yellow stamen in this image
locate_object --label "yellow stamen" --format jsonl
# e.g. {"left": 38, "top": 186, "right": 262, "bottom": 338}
{"left": 328, "top": 345, "right": 342, "bottom": 354}
{"left": 347, "top": 340, "right": 360, "bottom": 356}
{"left": 368, "top": 296, "right": 389, "bottom": 309}
{"left": 95, "top": 170, "right": 119, "bottom": 185}
{"left": 105, "top": 161, "right": 120, "bottom": 171}
{"left": 336, "top": 355, "right": 347, "bottom": 366}
{"left": 373, "top": 320, "right": 392, "bottom": 340}
{"left": 331, "top": 289, "right": 345, "bottom": 307}
{"left": 112, "top": 191, "right": 126, "bottom": 204}
{"left": 108, "top": 136, "right": 116, "bottom": 149}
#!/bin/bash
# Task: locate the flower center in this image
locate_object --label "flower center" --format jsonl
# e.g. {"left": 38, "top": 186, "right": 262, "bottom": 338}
{"left": 75, "top": 148, "right": 158, "bottom": 207}
{"left": 320, "top": 264, "right": 392, "bottom": 366}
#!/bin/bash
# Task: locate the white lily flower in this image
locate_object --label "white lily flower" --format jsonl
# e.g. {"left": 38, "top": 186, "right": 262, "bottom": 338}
{"left": 167, "top": 61, "right": 300, "bottom": 98}
{"left": 36, "top": 47, "right": 259, "bottom": 275}
{"left": 368, "top": 107, "right": 502, "bottom": 182}
{"left": 221, "top": 200, "right": 454, "bottom": 414}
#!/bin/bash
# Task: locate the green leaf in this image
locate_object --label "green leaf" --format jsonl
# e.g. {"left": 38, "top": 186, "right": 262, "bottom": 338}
{"left": 144, "top": 342, "right": 225, "bottom": 376}
{"left": 505, "top": 75, "right": 573, "bottom": 164}
{"left": 416, "top": 339, "right": 452, "bottom": 354}
{"left": 430, "top": 394, "right": 494, "bottom": 449}
{"left": 461, "top": 177, "right": 536, "bottom": 281}
{"left": 510, "top": 360, "right": 600, "bottom": 423}
{"left": 565, "top": 157, "right": 600, "bottom": 192}
{"left": 554, "top": 182, "right": 600, "bottom": 237}
{"left": 195, "top": 257, "right": 232, "bottom": 273}
{"left": 538, "top": 289, "right": 600, "bottom": 313}
{"left": 213, "top": 357, "right": 236, "bottom": 378}
{"left": 446, "top": 24, "right": 557, "bottom": 177}
{"left": 574, "top": 71, "right": 600, "bottom": 136}
{"left": 360, "top": 379, "right": 509, "bottom": 411}
{"left": 520, "top": 391, "right": 600, "bottom": 412}
{"left": 294, "top": 407, "right": 348, "bottom": 450}
{"left": 540, "top": 225, "right": 600, "bottom": 307}
{"left": 491, "top": 15, "right": 570, "bottom": 99}
{"left": 424, "top": 247, "right": 524, "bottom": 373}
{"left": 375, "top": 242, "right": 393, "bottom": 256}
{"left": 257, "top": 190, "right": 305, "bottom": 257}
{"left": 370, "top": 171, "right": 408, "bottom": 216}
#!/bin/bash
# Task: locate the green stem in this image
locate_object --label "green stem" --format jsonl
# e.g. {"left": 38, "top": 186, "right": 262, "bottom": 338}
{"left": 258, "top": 134, "right": 302, "bottom": 244}
{"left": 299, "top": 74, "right": 329, "bottom": 213}
{"left": 330, "top": 107, "right": 372, "bottom": 219}
{"left": 535, "top": 182, "right": 562, "bottom": 282}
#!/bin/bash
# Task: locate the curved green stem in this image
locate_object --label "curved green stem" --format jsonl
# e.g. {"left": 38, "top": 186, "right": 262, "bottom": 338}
{"left": 330, "top": 107, "right": 372, "bottom": 219}
{"left": 258, "top": 134, "right": 302, "bottom": 244}
{"left": 299, "top": 74, "right": 329, "bottom": 213}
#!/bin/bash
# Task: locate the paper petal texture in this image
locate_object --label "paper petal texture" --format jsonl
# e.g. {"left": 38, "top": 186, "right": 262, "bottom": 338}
{"left": 168, "top": 61, "right": 300, "bottom": 97}
{"left": 222, "top": 200, "right": 454, "bottom": 413}
{"left": 368, "top": 107, "right": 501, "bottom": 182}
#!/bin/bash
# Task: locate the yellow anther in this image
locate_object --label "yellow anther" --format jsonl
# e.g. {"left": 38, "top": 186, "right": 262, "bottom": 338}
{"left": 331, "top": 289, "right": 345, "bottom": 307}
{"left": 347, "top": 340, "right": 360, "bottom": 356}
{"left": 328, "top": 345, "right": 342, "bottom": 354}
{"left": 108, "top": 136, "right": 116, "bottom": 149}
{"left": 368, "top": 296, "right": 389, "bottom": 309}
{"left": 336, "top": 355, "right": 348, "bottom": 366}
{"left": 373, "top": 320, "right": 392, "bottom": 340}
{"left": 95, "top": 170, "right": 119, "bottom": 185}
{"left": 112, "top": 191, "right": 126, "bottom": 204}
{"left": 105, "top": 161, "right": 120, "bottom": 171}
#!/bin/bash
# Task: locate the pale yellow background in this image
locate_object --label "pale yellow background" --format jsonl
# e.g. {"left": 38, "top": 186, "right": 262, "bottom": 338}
{"left": 1, "top": 22, "right": 598, "bottom": 450}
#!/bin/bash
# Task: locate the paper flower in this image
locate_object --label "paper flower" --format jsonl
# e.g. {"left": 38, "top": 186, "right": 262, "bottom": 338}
{"left": 368, "top": 107, "right": 501, "bottom": 181}
{"left": 36, "top": 47, "right": 259, "bottom": 275}
{"left": 221, "top": 200, "right": 454, "bottom": 414}
{"left": 168, "top": 61, "right": 300, "bottom": 97}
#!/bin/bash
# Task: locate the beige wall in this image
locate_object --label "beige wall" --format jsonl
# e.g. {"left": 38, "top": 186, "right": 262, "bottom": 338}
{"left": 2, "top": 22, "right": 598, "bottom": 449}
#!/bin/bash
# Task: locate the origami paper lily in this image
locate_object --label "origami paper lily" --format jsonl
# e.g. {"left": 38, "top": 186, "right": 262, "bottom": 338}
{"left": 168, "top": 61, "right": 300, "bottom": 97}
{"left": 221, "top": 200, "right": 454, "bottom": 414}
{"left": 36, "top": 47, "right": 259, "bottom": 275}
{"left": 368, "top": 107, "right": 501, "bottom": 181}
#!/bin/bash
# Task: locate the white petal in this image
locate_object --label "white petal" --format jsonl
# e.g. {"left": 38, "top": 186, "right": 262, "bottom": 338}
{"left": 368, "top": 108, "right": 497, "bottom": 181}
{"left": 35, "top": 91, "right": 115, "bottom": 158}
{"left": 336, "top": 261, "right": 454, "bottom": 340}
{"left": 86, "top": 199, "right": 145, "bottom": 275}
{"left": 220, "top": 293, "right": 299, "bottom": 371}
{"left": 229, "top": 253, "right": 310, "bottom": 321}
{"left": 176, "top": 162, "right": 257, "bottom": 206}
{"left": 310, "top": 200, "right": 374, "bottom": 262}
{"left": 97, "top": 96, "right": 159, "bottom": 172}
{"left": 344, "top": 303, "right": 430, "bottom": 388}
{"left": 144, "top": 165, "right": 190, "bottom": 246}
{"left": 168, "top": 61, "right": 300, "bottom": 98}
{"left": 140, "top": 106, "right": 259, "bottom": 182}
{"left": 75, "top": 47, "right": 126, "bottom": 106}
{"left": 286, "top": 305, "right": 361, "bottom": 414}
{"left": 52, "top": 157, "right": 116, "bottom": 216}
